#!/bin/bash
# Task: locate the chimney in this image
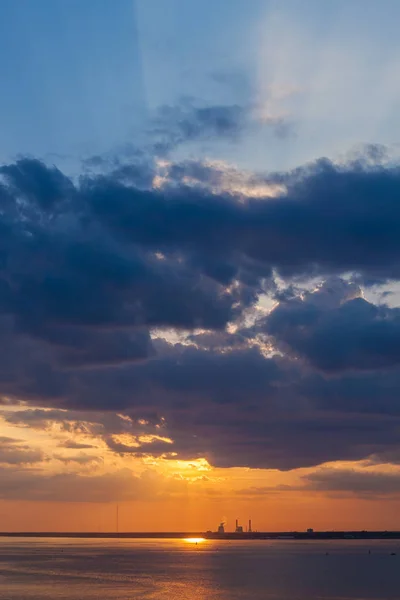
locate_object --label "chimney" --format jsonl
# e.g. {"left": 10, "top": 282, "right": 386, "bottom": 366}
{"left": 249, "top": 519, "right": 252, "bottom": 533}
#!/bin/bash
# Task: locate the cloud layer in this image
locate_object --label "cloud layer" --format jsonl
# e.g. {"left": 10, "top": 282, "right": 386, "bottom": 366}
{"left": 1, "top": 152, "right": 400, "bottom": 475}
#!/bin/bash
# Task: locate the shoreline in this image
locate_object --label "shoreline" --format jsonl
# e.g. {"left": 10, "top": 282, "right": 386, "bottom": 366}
{"left": 1, "top": 531, "right": 400, "bottom": 540}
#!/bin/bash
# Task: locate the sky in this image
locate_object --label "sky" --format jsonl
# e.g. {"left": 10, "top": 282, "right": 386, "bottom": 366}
{"left": 0, "top": 0, "right": 400, "bottom": 532}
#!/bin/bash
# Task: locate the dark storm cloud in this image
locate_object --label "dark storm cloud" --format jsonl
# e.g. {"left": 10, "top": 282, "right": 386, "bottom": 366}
{"left": 2, "top": 154, "right": 400, "bottom": 344}
{"left": 260, "top": 277, "right": 400, "bottom": 371}
{"left": 3, "top": 154, "right": 400, "bottom": 471}
{"left": 42, "top": 327, "right": 155, "bottom": 369}
{"left": 0, "top": 162, "right": 254, "bottom": 344}
{"left": 68, "top": 345, "right": 283, "bottom": 413}
{"left": 299, "top": 368, "right": 400, "bottom": 416}
{"left": 4, "top": 340, "right": 400, "bottom": 471}
{"left": 0, "top": 158, "right": 74, "bottom": 210}
{"left": 167, "top": 407, "right": 400, "bottom": 471}
{"left": 82, "top": 157, "right": 400, "bottom": 283}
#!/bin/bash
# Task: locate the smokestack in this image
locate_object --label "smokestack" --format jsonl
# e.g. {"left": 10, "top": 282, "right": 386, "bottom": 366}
{"left": 235, "top": 519, "right": 238, "bottom": 531}
{"left": 249, "top": 519, "right": 252, "bottom": 533}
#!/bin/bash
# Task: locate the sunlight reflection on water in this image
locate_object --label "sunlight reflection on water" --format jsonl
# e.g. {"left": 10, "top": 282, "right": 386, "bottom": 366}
{"left": 0, "top": 538, "right": 399, "bottom": 599}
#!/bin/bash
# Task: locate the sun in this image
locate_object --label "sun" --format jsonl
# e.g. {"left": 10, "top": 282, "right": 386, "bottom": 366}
{"left": 184, "top": 538, "right": 206, "bottom": 544}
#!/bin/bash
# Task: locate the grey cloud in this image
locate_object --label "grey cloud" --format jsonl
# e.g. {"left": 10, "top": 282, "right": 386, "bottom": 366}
{"left": 0, "top": 158, "right": 74, "bottom": 210}
{"left": 260, "top": 277, "right": 400, "bottom": 371}
{"left": 303, "top": 468, "right": 400, "bottom": 497}
{"left": 3, "top": 152, "right": 400, "bottom": 360}
{"left": 69, "top": 345, "right": 283, "bottom": 412}
{"left": 0, "top": 437, "right": 44, "bottom": 465}
{"left": 53, "top": 453, "right": 103, "bottom": 465}
{"left": 299, "top": 369, "right": 400, "bottom": 417}
{"left": 0, "top": 467, "right": 186, "bottom": 502}
{"left": 47, "top": 327, "right": 155, "bottom": 370}
{"left": 151, "top": 102, "right": 247, "bottom": 147}
{"left": 147, "top": 98, "right": 293, "bottom": 156}
{"left": 367, "top": 449, "right": 400, "bottom": 465}
{"left": 1, "top": 409, "right": 140, "bottom": 437}
{"left": 58, "top": 440, "right": 95, "bottom": 450}
{"left": 104, "top": 435, "right": 173, "bottom": 457}
{"left": 236, "top": 469, "right": 400, "bottom": 498}
{"left": 82, "top": 154, "right": 155, "bottom": 190}
{"left": 3, "top": 327, "right": 400, "bottom": 470}
{"left": 0, "top": 436, "right": 22, "bottom": 444}
{"left": 236, "top": 484, "right": 297, "bottom": 497}
{"left": 185, "top": 412, "right": 400, "bottom": 471}
{"left": 82, "top": 156, "right": 400, "bottom": 284}
{"left": 2, "top": 153, "right": 400, "bottom": 473}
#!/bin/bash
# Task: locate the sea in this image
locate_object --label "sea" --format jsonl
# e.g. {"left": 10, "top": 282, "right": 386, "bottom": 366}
{"left": 0, "top": 537, "right": 399, "bottom": 600}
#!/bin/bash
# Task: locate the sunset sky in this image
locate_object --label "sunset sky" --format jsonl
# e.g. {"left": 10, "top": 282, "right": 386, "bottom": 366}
{"left": 1, "top": 0, "right": 400, "bottom": 532}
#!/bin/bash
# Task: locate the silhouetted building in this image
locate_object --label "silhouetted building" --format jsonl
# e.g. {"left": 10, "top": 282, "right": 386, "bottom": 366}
{"left": 235, "top": 519, "right": 243, "bottom": 533}
{"left": 217, "top": 522, "right": 225, "bottom": 534}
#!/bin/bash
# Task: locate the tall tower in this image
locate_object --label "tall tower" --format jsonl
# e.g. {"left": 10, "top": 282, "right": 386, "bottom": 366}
{"left": 249, "top": 519, "right": 252, "bottom": 533}
{"left": 235, "top": 519, "right": 243, "bottom": 533}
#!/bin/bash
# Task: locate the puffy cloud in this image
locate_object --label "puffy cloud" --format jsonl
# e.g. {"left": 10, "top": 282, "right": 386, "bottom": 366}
{"left": 2, "top": 153, "right": 400, "bottom": 474}
{"left": 2, "top": 153, "right": 400, "bottom": 352}
{"left": 81, "top": 156, "right": 400, "bottom": 284}
{"left": 261, "top": 277, "right": 400, "bottom": 371}
{"left": 156, "top": 159, "right": 285, "bottom": 199}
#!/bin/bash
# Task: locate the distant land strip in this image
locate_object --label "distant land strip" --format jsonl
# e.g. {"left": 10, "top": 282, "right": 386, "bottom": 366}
{"left": 1, "top": 531, "right": 400, "bottom": 540}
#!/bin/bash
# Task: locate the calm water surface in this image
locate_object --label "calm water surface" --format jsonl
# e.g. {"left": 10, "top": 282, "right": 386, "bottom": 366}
{"left": 0, "top": 537, "right": 399, "bottom": 599}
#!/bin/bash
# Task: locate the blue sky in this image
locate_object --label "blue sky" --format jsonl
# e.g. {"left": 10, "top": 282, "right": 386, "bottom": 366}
{"left": 0, "top": 1, "right": 145, "bottom": 159}
{"left": 1, "top": 0, "right": 400, "bottom": 170}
